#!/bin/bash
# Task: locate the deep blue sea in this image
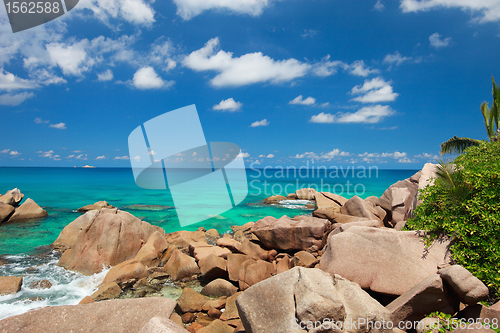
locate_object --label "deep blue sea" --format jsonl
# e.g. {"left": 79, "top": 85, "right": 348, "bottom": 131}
{"left": 0, "top": 166, "right": 417, "bottom": 319}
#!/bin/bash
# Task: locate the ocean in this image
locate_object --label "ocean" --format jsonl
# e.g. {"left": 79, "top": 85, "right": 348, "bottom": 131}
{"left": 0, "top": 166, "right": 417, "bottom": 319}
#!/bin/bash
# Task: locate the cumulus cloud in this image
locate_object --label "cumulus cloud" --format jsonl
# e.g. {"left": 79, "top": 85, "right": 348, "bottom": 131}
{"left": 238, "top": 152, "right": 250, "bottom": 158}
{"left": 213, "top": 98, "right": 242, "bottom": 111}
{"left": 350, "top": 77, "right": 398, "bottom": 103}
{"left": 183, "top": 37, "right": 310, "bottom": 87}
{"left": 96, "top": 155, "right": 107, "bottom": 160}
{"left": 46, "top": 40, "right": 92, "bottom": 76}
{"left": 132, "top": 66, "right": 173, "bottom": 89}
{"left": 77, "top": 0, "right": 155, "bottom": 26}
{"left": 250, "top": 119, "right": 269, "bottom": 127}
{"left": 97, "top": 69, "right": 113, "bottom": 81}
{"left": 266, "top": 154, "right": 274, "bottom": 158}
{"left": 0, "top": 69, "right": 39, "bottom": 90}
{"left": 400, "top": 0, "right": 500, "bottom": 23}
{"left": 429, "top": 33, "right": 452, "bottom": 48}
{"left": 383, "top": 51, "right": 413, "bottom": 66}
{"left": 0, "top": 92, "right": 35, "bottom": 106}
{"left": 114, "top": 155, "right": 130, "bottom": 160}
{"left": 347, "top": 60, "right": 380, "bottom": 77}
{"left": 172, "top": 0, "right": 270, "bottom": 20}
{"left": 50, "top": 122, "right": 67, "bottom": 130}
{"left": 310, "top": 105, "right": 394, "bottom": 124}
{"left": 289, "top": 95, "right": 316, "bottom": 105}
{"left": 38, "top": 150, "right": 55, "bottom": 158}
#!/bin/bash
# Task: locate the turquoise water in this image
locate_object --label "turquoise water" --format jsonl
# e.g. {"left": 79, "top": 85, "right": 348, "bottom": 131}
{"left": 0, "top": 166, "right": 417, "bottom": 319}
{"left": 0, "top": 166, "right": 417, "bottom": 255}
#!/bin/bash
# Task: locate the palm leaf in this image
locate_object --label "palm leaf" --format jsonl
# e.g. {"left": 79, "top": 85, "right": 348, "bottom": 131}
{"left": 481, "top": 102, "right": 493, "bottom": 140}
{"left": 440, "top": 136, "right": 482, "bottom": 155}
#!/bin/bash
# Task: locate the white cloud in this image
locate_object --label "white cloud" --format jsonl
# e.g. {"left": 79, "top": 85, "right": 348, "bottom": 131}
{"left": 250, "top": 119, "right": 269, "bottom": 127}
{"left": 96, "top": 155, "right": 106, "bottom": 160}
{"left": 292, "top": 149, "right": 350, "bottom": 160}
{"left": 310, "top": 105, "right": 395, "bottom": 124}
{"left": 132, "top": 66, "right": 173, "bottom": 89}
{"left": 183, "top": 37, "right": 310, "bottom": 87}
{"left": 0, "top": 92, "right": 35, "bottom": 106}
{"left": 9, "top": 151, "right": 20, "bottom": 156}
{"left": 415, "top": 153, "right": 439, "bottom": 160}
{"left": 289, "top": 95, "right": 316, "bottom": 105}
{"left": 0, "top": 69, "right": 39, "bottom": 90}
{"left": 46, "top": 40, "right": 92, "bottom": 76}
{"left": 172, "top": 0, "right": 270, "bottom": 20}
{"left": 383, "top": 51, "right": 412, "bottom": 66}
{"left": 97, "top": 69, "right": 113, "bottom": 81}
{"left": 400, "top": 0, "right": 500, "bottom": 23}
{"left": 114, "top": 155, "right": 130, "bottom": 160}
{"left": 374, "top": 0, "right": 385, "bottom": 11}
{"left": 309, "top": 112, "right": 335, "bottom": 123}
{"left": 350, "top": 77, "right": 399, "bottom": 103}
{"left": 347, "top": 60, "right": 380, "bottom": 77}
{"left": 213, "top": 98, "right": 242, "bottom": 111}
{"left": 75, "top": 154, "right": 88, "bottom": 160}
{"left": 38, "top": 150, "right": 54, "bottom": 158}
{"left": 238, "top": 152, "right": 250, "bottom": 158}
{"left": 0, "top": 149, "right": 10, "bottom": 154}
{"left": 429, "top": 33, "right": 452, "bottom": 48}
{"left": 34, "top": 117, "right": 49, "bottom": 124}
{"left": 266, "top": 154, "right": 274, "bottom": 158}
{"left": 149, "top": 39, "right": 177, "bottom": 71}
{"left": 77, "top": 0, "right": 155, "bottom": 26}
{"left": 50, "top": 122, "right": 67, "bottom": 130}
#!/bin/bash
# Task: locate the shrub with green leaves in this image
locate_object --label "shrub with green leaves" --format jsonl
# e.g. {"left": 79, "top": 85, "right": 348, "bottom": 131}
{"left": 406, "top": 141, "right": 500, "bottom": 299}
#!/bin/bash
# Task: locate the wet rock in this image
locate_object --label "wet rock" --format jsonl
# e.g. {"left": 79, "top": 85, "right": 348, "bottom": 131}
{"left": 29, "top": 279, "right": 52, "bottom": 289}
{"left": 91, "top": 282, "right": 122, "bottom": 301}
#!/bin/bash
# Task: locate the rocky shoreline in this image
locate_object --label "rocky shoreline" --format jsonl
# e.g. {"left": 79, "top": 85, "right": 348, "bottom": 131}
{"left": 0, "top": 163, "right": 499, "bottom": 333}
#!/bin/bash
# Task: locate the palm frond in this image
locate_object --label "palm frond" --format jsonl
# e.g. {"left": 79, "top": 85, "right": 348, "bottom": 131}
{"left": 440, "top": 136, "right": 483, "bottom": 155}
{"left": 481, "top": 102, "right": 493, "bottom": 140}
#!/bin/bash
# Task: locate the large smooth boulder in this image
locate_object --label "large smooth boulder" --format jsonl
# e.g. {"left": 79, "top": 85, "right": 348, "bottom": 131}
{"left": 236, "top": 267, "right": 392, "bottom": 333}
{"left": 377, "top": 174, "right": 419, "bottom": 224}
{"left": 134, "top": 231, "right": 169, "bottom": 267}
{"left": 237, "top": 238, "right": 275, "bottom": 261}
{"left": 51, "top": 210, "right": 100, "bottom": 252}
{"left": 0, "top": 276, "right": 22, "bottom": 295}
{"left": 417, "top": 163, "right": 437, "bottom": 205}
{"left": 77, "top": 201, "right": 115, "bottom": 212}
{"left": 387, "top": 274, "right": 459, "bottom": 322}
{"left": 139, "top": 317, "right": 190, "bottom": 333}
{"left": 295, "top": 188, "right": 317, "bottom": 200}
{"left": 198, "top": 254, "right": 227, "bottom": 280}
{"left": 312, "top": 209, "right": 371, "bottom": 224}
{"left": 0, "top": 202, "right": 15, "bottom": 223}
{"left": 238, "top": 259, "right": 275, "bottom": 290}
{"left": 176, "top": 288, "right": 210, "bottom": 313}
{"left": 251, "top": 215, "right": 330, "bottom": 252}
{"left": 227, "top": 254, "right": 250, "bottom": 282}
{"left": 56, "top": 208, "right": 161, "bottom": 275}
{"left": 0, "top": 188, "right": 24, "bottom": 206}
{"left": 165, "top": 230, "right": 206, "bottom": 252}
{"left": 438, "top": 265, "right": 489, "bottom": 305}
{"left": 313, "top": 192, "right": 341, "bottom": 210}
{"left": 0, "top": 297, "right": 177, "bottom": 333}
{"left": 5, "top": 198, "right": 48, "bottom": 223}
{"left": 201, "top": 278, "right": 238, "bottom": 297}
{"left": 102, "top": 259, "right": 148, "bottom": 285}
{"left": 340, "top": 195, "right": 381, "bottom": 221}
{"left": 319, "top": 226, "right": 452, "bottom": 296}
{"left": 164, "top": 249, "right": 200, "bottom": 281}
{"left": 91, "top": 281, "right": 122, "bottom": 301}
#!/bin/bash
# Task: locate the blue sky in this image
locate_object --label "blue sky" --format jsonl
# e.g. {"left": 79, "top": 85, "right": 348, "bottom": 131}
{"left": 1, "top": 0, "right": 500, "bottom": 168}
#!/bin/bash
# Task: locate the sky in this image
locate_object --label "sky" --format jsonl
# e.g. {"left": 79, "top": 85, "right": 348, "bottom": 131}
{"left": 1, "top": 0, "right": 500, "bottom": 169}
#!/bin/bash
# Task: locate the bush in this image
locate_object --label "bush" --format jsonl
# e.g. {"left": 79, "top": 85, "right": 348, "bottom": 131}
{"left": 406, "top": 141, "right": 500, "bottom": 300}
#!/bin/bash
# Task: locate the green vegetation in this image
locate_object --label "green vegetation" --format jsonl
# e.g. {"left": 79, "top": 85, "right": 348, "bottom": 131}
{"left": 440, "top": 77, "right": 500, "bottom": 155}
{"left": 406, "top": 141, "right": 500, "bottom": 299}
